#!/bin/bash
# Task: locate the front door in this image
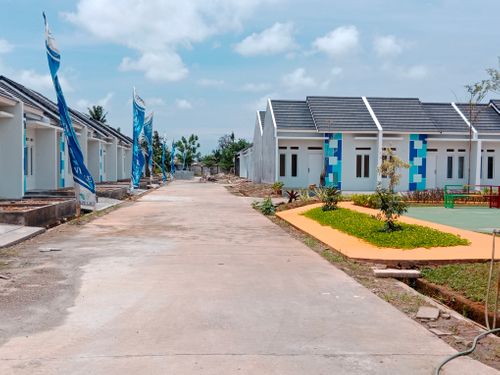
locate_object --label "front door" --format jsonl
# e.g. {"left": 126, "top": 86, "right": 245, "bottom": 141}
{"left": 308, "top": 153, "right": 323, "bottom": 186}
{"left": 25, "top": 130, "right": 36, "bottom": 191}
{"left": 426, "top": 154, "right": 437, "bottom": 189}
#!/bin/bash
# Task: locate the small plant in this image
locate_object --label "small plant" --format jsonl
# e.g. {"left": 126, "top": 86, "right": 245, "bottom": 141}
{"left": 299, "top": 189, "right": 311, "bottom": 202}
{"left": 255, "top": 196, "right": 275, "bottom": 215}
{"left": 286, "top": 189, "right": 299, "bottom": 203}
{"left": 321, "top": 186, "right": 341, "bottom": 211}
{"left": 271, "top": 181, "right": 284, "bottom": 195}
{"left": 352, "top": 193, "right": 381, "bottom": 209}
{"left": 313, "top": 187, "right": 327, "bottom": 201}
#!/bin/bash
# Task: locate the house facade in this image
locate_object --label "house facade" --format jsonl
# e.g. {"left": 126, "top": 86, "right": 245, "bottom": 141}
{"left": 241, "top": 96, "right": 500, "bottom": 192}
{"left": 0, "top": 76, "right": 133, "bottom": 199}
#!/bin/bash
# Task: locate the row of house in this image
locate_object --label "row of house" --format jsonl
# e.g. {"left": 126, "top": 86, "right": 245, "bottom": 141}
{"left": 239, "top": 96, "right": 500, "bottom": 191}
{"left": 0, "top": 75, "right": 133, "bottom": 199}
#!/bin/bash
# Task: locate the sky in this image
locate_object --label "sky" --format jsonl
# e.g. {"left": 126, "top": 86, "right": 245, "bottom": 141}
{"left": 0, "top": 0, "right": 498, "bottom": 153}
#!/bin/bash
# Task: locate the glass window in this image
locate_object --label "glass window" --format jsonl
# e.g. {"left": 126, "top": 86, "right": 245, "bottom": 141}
{"left": 356, "top": 154, "right": 362, "bottom": 178}
{"left": 291, "top": 154, "right": 298, "bottom": 177}
{"left": 279, "top": 154, "right": 286, "bottom": 177}
{"left": 356, "top": 154, "right": 369, "bottom": 178}
{"left": 447, "top": 156, "right": 453, "bottom": 179}
{"left": 458, "top": 156, "right": 464, "bottom": 179}
{"left": 487, "top": 156, "right": 494, "bottom": 179}
{"left": 363, "top": 154, "right": 370, "bottom": 178}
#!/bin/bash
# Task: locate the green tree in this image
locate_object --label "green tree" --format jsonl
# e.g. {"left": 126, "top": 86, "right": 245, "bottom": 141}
{"left": 88, "top": 105, "right": 107, "bottom": 123}
{"left": 176, "top": 134, "right": 201, "bottom": 170}
{"left": 216, "top": 132, "right": 251, "bottom": 172}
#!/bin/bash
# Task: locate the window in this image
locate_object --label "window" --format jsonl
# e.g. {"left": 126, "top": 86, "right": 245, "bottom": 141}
{"left": 356, "top": 154, "right": 369, "bottom": 178}
{"left": 279, "top": 146, "right": 287, "bottom": 150}
{"left": 427, "top": 148, "right": 438, "bottom": 152}
{"left": 481, "top": 157, "right": 483, "bottom": 179}
{"left": 447, "top": 156, "right": 453, "bottom": 179}
{"left": 458, "top": 156, "right": 464, "bottom": 179}
{"left": 290, "top": 146, "right": 299, "bottom": 150}
{"left": 279, "top": 154, "right": 286, "bottom": 177}
{"left": 291, "top": 154, "right": 298, "bottom": 177}
{"left": 487, "top": 156, "right": 494, "bottom": 179}
{"left": 308, "top": 146, "right": 322, "bottom": 150}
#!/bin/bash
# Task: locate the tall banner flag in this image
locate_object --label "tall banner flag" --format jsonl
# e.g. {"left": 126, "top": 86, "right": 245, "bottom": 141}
{"left": 143, "top": 112, "right": 154, "bottom": 181}
{"left": 170, "top": 140, "right": 176, "bottom": 180}
{"left": 161, "top": 135, "right": 167, "bottom": 183}
{"left": 43, "top": 13, "right": 96, "bottom": 207}
{"left": 131, "top": 88, "right": 146, "bottom": 189}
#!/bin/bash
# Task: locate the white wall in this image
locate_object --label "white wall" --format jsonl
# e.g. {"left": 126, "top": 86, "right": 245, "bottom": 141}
{"left": 88, "top": 140, "right": 100, "bottom": 182}
{"left": 35, "top": 127, "right": 58, "bottom": 190}
{"left": 123, "top": 148, "right": 132, "bottom": 181}
{"left": 251, "top": 115, "right": 263, "bottom": 183}
{"left": 427, "top": 140, "right": 470, "bottom": 188}
{"left": 277, "top": 138, "right": 323, "bottom": 188}
{"left": 0, "top": 101, "right": 24, "bottom": 198}
{"left": 342, "top": 134, "right": 378, "bottom": 191}
{"left": 261, "top": 103, "right": 276, "bottom": 184}
{"left": 383, "top": 135, "right": 410, "bottom": 192}
{"left": 480, "top": 141, "right": 500, "bottom": 186}
{"left": 106, "top": 138, "right": 118, "bottom": 182}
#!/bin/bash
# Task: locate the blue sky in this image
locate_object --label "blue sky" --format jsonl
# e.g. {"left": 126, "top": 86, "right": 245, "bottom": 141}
{"left": 0, "top": 0, "right": 498, "bottom": 153}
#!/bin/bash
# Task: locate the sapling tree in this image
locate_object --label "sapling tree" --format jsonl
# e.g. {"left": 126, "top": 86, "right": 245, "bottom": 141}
{"left": 376, "top": 148, "right": 409, "bottom": 232}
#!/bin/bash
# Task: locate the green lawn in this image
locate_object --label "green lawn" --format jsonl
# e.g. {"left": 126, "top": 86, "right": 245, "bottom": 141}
{"left": 303, "top": 207, "right": 469, "bottom": 249}
{"left": 421, "top": 263, "right": 499, "bottom": 303}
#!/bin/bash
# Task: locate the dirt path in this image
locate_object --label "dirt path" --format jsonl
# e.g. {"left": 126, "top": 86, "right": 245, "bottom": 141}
{"left": 0, "top": 181, "right": 496, "bottom": 374}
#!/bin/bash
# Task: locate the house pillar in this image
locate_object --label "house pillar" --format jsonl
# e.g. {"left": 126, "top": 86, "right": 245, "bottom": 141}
{"left": 376, "top": 131, "right": 383, "bottom": 184}
{"left": 36, "top": 127, "right": 58, "bottom": 190}
{"left": 472, "top": 139, "right": 482, "bottom": 187}
{"left": 408, "top": 134, "right": 428, "bottom": 191}
{"left": 324, "top": 133, "right": 342, "bottom": 188}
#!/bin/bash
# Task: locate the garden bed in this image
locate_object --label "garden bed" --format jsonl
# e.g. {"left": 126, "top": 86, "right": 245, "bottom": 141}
{"left": 303, "top": 207, "right": 469, "bottom": 249}
{"left": 0, "top": 199, "right": 77, "bottom": 227}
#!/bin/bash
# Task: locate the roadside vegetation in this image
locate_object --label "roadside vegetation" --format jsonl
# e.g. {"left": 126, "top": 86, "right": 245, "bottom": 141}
{"left": 421, "top": 263, "right": 499, "bottom": 304}
{"left": 303, "top": 207, "right": 469, "bottom": 249}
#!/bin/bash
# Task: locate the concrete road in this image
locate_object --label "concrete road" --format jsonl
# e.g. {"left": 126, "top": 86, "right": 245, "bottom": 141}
{"left": 0, "top": 181, "right": 496, "bottom": 374}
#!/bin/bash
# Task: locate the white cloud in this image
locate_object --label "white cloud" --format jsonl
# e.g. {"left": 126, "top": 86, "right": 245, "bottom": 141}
{"left": 0, "top": 39, "right": 13, "bottom": 54}
{"left": 240, "top": 82, "right": 271, "bottom": 92}
{"left": 146, "top": 97, "right": 166, "bottom": 106}
{"left": 235, "top": 22, "right": 296, "bottom": 56}
{"left": 14, "top": 70, "right": 73, "bottom": 93}
{"left": 66, "top": 0, "right": 275, "bottom": 81}
{"left": 282, "top": 68, "right": 316, "bottom": 90}
{"left": 198, "top": 78, "right": 225, "bottom": 86}
{"left": 313, "top": 25, "right": 359, "bottom": 59}
{"left": 401, "top": 65, "right": 428, "bottom": 80}
{"left": 75, "top": 92, "right": 114, "bottom": 111}
{"left": 119, "top": 51, "right": 188, "bottom": 82}
{"left": 374, "top": 35, "right": 404, "bottom": 58}
{"left": 175, "top": 99, "right": 193, "bottom": 109}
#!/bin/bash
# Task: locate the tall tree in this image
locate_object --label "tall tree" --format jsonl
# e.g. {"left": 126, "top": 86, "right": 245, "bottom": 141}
{"left": 88, "top": 105, "right": 107, "bottom": 123}
{"left": 176, "top": 134, "right": 201, "bottom": 170}
{"left": 217, "top": 132, "right": 251, "bottom": 172}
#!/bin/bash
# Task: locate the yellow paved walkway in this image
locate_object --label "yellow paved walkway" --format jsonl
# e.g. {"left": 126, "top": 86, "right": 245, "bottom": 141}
{"left": 276, "top": 202, "right": 500, "bottom": 262}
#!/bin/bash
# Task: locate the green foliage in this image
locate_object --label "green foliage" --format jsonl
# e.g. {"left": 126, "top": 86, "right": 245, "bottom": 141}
{"left": 321, "top": 186, "right": 341, "bottom": 211}
{"left": 351, "top": 193, "right": 381, "bottom": 209}
{"left": 421, "top": 263, "right": 499, "bottom": 304}
{"left": 375, "top": 187, "right": 408, "bottom": 232}
{"left": 88, "top": 105, "right": 107, "bottom": 123}
{"left": 303, "top": 207, "right": 469, "bottom": 249}
{"left": 401, "top": 189, "right": 444, "bottom": 204}
{"left": 313, "top": 187, "right": 327, "bottom": 201}
{"left": 252, "top": 197, "right": 275, "bottom": 215}
{"left": 299, "top": 189, "right": 312, "bottom": 202}
{"left": 272, "top": 182, "right": 284, "bottom": 194}
{"left": 176, "top": 134, "right": 201, "bottom": 170}
{"left": 202, "top": 132, "right": 251, "bottom": 172}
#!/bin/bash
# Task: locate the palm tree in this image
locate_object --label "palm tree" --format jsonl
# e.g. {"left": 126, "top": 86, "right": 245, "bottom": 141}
{"left": 88, "top": 105, "right": 107, "bottom": 123}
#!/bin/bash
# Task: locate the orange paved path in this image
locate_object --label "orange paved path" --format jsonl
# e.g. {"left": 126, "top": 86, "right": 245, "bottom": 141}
{"left": 276, "top": 202, "right": 500, "bottom": 262}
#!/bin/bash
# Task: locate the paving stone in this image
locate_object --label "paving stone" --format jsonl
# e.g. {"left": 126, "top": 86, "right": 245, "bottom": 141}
{"left": 373, "top": 269, "right": 421, "bottom": 278}
{"left": 416, "top": 306, "right": 440, "bottom": 320}
{"left": 0, "top": 224, "right": 45, "bottom": 248}
{"left": 429, "top": 328, "right": 452, "bottom": 337}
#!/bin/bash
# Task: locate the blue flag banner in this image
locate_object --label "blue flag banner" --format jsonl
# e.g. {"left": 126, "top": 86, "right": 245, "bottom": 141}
{"left": 43, "top": 13, "right": 96, "bottom": 207}
{"left": 161, "top": 137, "right": 167, "bottom": 183}
{"left": 170, "top": 140, "right": 176, "bottom": 180}
{"left": 131, "top": 88, "right": 146, "bottom": 189}
{"left": 143, "top": 112, "right": 153, "bottom": 177}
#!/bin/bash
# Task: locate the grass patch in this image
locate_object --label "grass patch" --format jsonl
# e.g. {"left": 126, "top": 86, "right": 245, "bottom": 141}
{"left": 303, "top": 207, "right": 469, "bottom": 249}
{"left": 421, "top": 263, "right": 499, "bottom": 303}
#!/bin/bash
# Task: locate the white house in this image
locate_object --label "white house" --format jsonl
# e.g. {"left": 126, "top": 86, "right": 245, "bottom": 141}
{"left": 241, "top": 96, "right": 500, "bottom": 191}
{"left": 0, "top": 76, "right": 132, "bottom": 199}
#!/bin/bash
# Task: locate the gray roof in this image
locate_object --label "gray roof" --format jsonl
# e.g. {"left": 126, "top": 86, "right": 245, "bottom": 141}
{"left": 270, "top": 100, "right": 315, "bottom": 130}
{"left": 490, "top": 99, "right": 500, "bottom": 111}
{"left": 258, "top": 110, "right": 266, "bottom": 128}
{"left": 306, "top": 96, "right": 377, "bottom": 132}
{"left": 0, "top": 86, "right": 16, "bottom": 102}
{"left": 367, "top": 97, "right": 438, "bottom": 133}
{"left": 421, "top": 103, "right": 469, "bottom": 133}
{"left": 456, "top": 103, "right": 500, "bottom": 134}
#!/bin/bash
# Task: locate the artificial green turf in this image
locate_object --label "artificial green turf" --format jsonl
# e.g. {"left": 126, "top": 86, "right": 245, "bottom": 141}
{"left": 303, "top": 207, "right": 469, "bottom": 249}
{"left": 421, "top": 263, "right": 499, "bottom": 303}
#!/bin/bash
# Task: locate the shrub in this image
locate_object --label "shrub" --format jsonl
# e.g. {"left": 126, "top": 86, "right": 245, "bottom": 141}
{"left": 299, "top": 189, "right": 312, "bottom": 202}
{"left": 286, "top": 190, "right": 299, "bottom": 203}
{"left": 313, "top": 187, "right": 327, "bottom": 202}
{"left": 401, "top": 189, "right": 444, "bottom": 203}
{"left": 375, "top": 187, "right": 408, "bottom": 232}
{"left": 255, "top": 197, "right": 275, "bottom": 215}
{"left": 352, "top": 193, "right": 381, "bottom": 209}
{"left": 271, "top": 182, "right": 284, "bottom": 194}
{"left": 322, "top": 186, "right": 341, "bottom": 211}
